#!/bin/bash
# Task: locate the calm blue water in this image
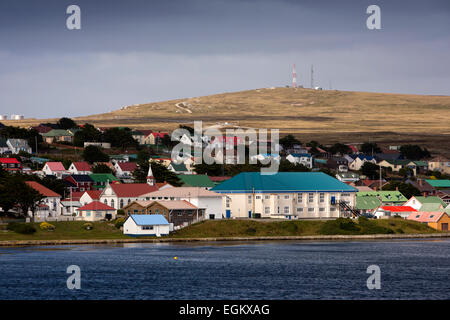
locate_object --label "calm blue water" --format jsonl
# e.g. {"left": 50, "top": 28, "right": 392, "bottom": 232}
{"left": 0, "top": 239, "right": 449, "bottom": 300}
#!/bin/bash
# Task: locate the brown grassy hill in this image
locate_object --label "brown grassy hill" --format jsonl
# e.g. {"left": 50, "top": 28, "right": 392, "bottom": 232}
{"left": 4, "top": 87, "right": 450, "bottom": 154}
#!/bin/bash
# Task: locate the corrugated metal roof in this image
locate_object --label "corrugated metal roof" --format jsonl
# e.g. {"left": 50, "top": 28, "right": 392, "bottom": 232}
{"left": 130, "top": 214, "right": 169, "bottom": 225}
{"left": 211, "top": 172, "right": 358, "bottom": 193}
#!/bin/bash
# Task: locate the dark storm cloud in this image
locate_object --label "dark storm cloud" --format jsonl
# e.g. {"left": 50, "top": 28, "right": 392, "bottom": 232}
{"left": 0, "top": 0, "right": 449, "bottom": 117}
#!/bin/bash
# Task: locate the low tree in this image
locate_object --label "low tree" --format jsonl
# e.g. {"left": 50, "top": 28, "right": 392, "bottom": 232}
{"left": 360, "top": 142, "right": 381, "bottom": 155}
{"left": 361, "top": 162, "right": 380, "bottom": 179}
{"left": 400, "top": 145, "right": 431, "bottom": 160}
{"left": 382, "top": 182, "right": 421, "bottom": 199}
{"left": 328, "top": 143, "right": 351, "bottom": 155}
{"left": 57, "top": 117, "right": 78, "bottom": 130}
{"left": 279, "top": 134, "right": 301, "bottom": 150}
{"left": 82, "top": 145, "right": 109, "bottom": 163}
{"left": 92, "top": 163, "right": 113, "bottom": 174}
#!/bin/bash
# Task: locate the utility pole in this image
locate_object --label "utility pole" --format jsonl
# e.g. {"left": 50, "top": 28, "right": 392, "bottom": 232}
{"left": 379, "top": 164, "right": 382, "bottom": 190}
{"left": 310, "top": 65, "right": 314, "bottom": 89}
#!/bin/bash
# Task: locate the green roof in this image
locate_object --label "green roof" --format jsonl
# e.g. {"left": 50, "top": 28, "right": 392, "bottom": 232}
{"left": 355, "top": 196, "right": 382, "bottom": 210}
{"left": 211, "top": 172, "right": 358, "bottom": 193}
{"left": 89, "top": 173, "right": 119, "bottom": 183}
{"left": 419, "top": 203, "right": 445, "bottom": 212}
{"left": 413, "top": 196, "right": 446, "bottom": 206}
{"left": 41, "top": 129, "right": 73, "bottom": 137}
{"left": 356, "top": 191, "right": 407, "bottom": 203}
{"left": 170, "top": 162, "right": 188, "bottom": 172}
{"left": 425, "top": 179, "right": 450, "bottom": 189}
{"left": 177, "top": 174, "right": 214, "bottom": 188}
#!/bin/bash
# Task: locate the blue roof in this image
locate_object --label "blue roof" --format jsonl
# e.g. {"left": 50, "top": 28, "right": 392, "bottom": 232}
{"left": 211, "top": 172, "right": 358, "bottom": 193}
{"left": 357, "top": 155, "right": 375, "bottom": 161}
{"left": 130, "top": 214, "right": 169, "bottom": 226}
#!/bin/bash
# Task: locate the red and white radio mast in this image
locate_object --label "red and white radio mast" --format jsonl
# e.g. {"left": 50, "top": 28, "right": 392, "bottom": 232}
{"left": 292, "top": 64, "right": 297, "bottom": 88}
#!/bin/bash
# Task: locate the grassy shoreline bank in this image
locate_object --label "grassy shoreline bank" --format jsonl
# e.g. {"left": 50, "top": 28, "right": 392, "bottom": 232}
{"left": 0, "top": 218, "right": 447, "bottom": 247}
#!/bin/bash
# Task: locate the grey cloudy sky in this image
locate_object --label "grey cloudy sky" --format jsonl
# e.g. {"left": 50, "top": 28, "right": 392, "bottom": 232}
{"left": 0, "top": 0, "right": 449, "bottom": 118}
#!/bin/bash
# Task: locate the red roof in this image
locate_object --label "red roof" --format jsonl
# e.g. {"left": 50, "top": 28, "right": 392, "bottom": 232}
{"left": 45, "top": 161, "right": 66, "bottom": 171}
{"left": 26, "top": 181, "right": 60, "bottom": 197}
{"left": 408, "top": 212, "right": 447, "bottom": 223}
{"left": 72, "top": 161, "right": 92, "bottom": 171}
{"left": 77, "top": 201, "right": 115, "bottom": 211}
{"left": 84, "top": 190, "right": 102, "bottom": 200}
{"left": 69, "top": 191, "right": 84, "bottom": 201}
{"left": 381, "top": 206, "right": 417, "bottom": 212}
{"left": 139, "top": 130, "right": 153, "bottom": 137}
{"left": 117, "top": 162, "right": 137, "bottom": 172}
{"left": 110, "top": 183, "right": 159, "bottom": 197}
{"left": 0, "top": 158, "right": 20, "bottom": 164}
{"left": 32, "top": 125, "right": 52, "bottom": 134}
{"left": 151, "top": 132, "right": 168, "bottom": 138}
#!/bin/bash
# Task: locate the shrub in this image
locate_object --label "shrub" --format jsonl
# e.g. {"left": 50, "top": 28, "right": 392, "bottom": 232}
{"left": 245, "top": 227, "right": 257, "bottom": 235}
{"left": 7, "top": 222, "right": 36, "bottom": 234}
{"left": 319, "top": 218, "right": 361, "bottom": 235}
{"left": 116, "top": 209, "right": 125, "bottom": 216}
{"left": 39, "top": 222, "right": 55, "bottom": 231}
{"left": 358, "top": 218, "right": 394, "bottom": 234}
{"left": 114, "top": 218, "right": 125, "bottom": 229}
{"left": 396, "top": 228, "right": 404, "bottom": 234}
{"left": 280, "top": 222, "right": 298, "bottom": 233}
{"left": 83, "top": 223, "right": 93, "bottom": 230}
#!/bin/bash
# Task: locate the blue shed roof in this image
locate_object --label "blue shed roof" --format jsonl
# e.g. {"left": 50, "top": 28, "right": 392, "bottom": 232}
{"left": 211, "top": 172, "right": 358, "bottom": 193}
{"left": 130, "top": 214, "right": 169, "bottom": 226}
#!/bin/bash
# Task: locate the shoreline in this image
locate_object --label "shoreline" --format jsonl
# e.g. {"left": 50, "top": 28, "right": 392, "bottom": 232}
{"left": 1, "top": 232, "right": 449, "bottom": 247}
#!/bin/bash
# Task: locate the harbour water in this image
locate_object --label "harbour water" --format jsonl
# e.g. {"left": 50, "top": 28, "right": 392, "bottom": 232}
{"left": 0, "top": 239, "right": 449, "bottom": 300}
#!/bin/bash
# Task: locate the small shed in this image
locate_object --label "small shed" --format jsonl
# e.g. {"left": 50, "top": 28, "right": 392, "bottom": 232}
{"left": 407, "top": 212, "right": 450, "bottom": 231}
{"left": 123, "top": 214, "right": 170, "bottom": 237}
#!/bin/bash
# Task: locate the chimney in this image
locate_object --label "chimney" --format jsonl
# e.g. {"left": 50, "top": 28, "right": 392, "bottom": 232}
{"left": 419, "top": 179, "right": 423, "bottom": 186}
{"left": 395, "top": 186, "right": 399, "bottom": 191}
{"left": 423, "top": 192, "right": 427, "bottom": 197}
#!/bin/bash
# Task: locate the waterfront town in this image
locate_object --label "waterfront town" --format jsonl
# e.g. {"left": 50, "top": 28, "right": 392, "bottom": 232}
{"left": 0, "top": 117, "right": 449, "bottom": 237}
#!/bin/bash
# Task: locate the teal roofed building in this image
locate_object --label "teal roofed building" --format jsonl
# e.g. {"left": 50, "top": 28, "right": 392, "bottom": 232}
{"left": 210, "top": 172, "right": 357, "bottom": 220}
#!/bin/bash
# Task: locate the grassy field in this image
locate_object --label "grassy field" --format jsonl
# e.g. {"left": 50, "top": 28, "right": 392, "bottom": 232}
{"left": 5, "top": 87, "right": 450, "bottom": 155}
{"left": 0, "top": 221, "right": 128, "bottom": 241}
{"left": 1, "top": 218, "right": 437, "bottom": 242}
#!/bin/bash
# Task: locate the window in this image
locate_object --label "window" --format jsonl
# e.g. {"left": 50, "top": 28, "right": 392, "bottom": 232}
{"left": 330, "top": 207, "right": 336, "bottom": 211}
{"left": 142, "top": 226, "right": 154, "bottom": 230}
{"left": 264, "top": 207, "right": 270, "bottom": 214}
{"left": 308, "top": 193, "right": 314, "bottom": 203}
{"left": 284, "top": 195, "right": 290, "bottom": 199}
{"left": 319, "top": 193, "right": 325, "bottom": 203}
{"left": 265, "top": 195, "right": 270, "bottom": 200}
{"left": 297, "top": 193, "right": 302, "bottom": 203}
{"left": 296, "top": 208, "right": 303, "bottom": 213}
{"left": 111, "top": 199, "right": 114, "bottom": 208}
{"left": 256, "top": 195, "right": 261, "bottom": 199}
{"left": 133, "top": 209, "right": 138, "bottom": 213}
{"left": 248, "top": 196, "right": 252, "bottom": 204}
{"left": 226, "top": 197, "right": 231, "bottom": 208}
{"left": 120, "top": 199, "right": 124, "bottom": 208}
{"left": 319, "top": 208, "right": 325, "bottom": 212}
{"left": 155, "top": 209, "right": 159, "bottom": 214}
{"left": 284, "top": 206, "right": 290, "bottom": 214}
{"left": 86, "top": 211, "right": 91, "bottom": 217}
{"left": 308, "top": 208, "right": 314, "bottom": 212}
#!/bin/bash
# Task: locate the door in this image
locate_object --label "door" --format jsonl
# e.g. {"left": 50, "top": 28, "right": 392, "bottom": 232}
{"left": 248, "top": 211, "right": 252, "bottom": 218}
{"left": 226, "top": 210, "right": 231, "bottom": 218}
{"left": 442, "top": 223, "right": 448, "bottom": 231}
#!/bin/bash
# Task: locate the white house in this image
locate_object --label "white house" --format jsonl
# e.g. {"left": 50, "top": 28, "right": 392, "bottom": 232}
{"left": 286, "top": 153, "right": 313, "bottom": 169}
{"left": 123, "top": 214, "right": 170, "bottom": 237}
{"left": 25, "top": 181, "right": 61, "bottom": 219}
{"left": 349, "top": 155, "right": 377, "bottom": 171}
{"left": 336, "top": 172, "right": 360, "bottom": 183}
{"left": 42, "top": 161, "right": 67, "bottom": 178}
{"left": 99, "top": 181, "right": 159, "bottom": 209}
{"left": 114, "top": 162, "right": 137, "bottom": 180}
{"left": 79, "top": 190, "right": 102, "bottom": 206}
{"left": 68, "top": 161, "right": 93, "bottom": 175}
{"left": 7, "top": 139, "right": 32, "bottom": 154}
{"left": 76, "top": 201, "right": 116, "bottom": 221}
{"left": 142, "top": 187, "right": 223, "bottom": 220}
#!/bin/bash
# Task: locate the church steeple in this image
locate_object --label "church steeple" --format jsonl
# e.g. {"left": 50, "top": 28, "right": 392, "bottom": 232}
{"left": 146, "top": 164, "right": 155, "bottom": 186}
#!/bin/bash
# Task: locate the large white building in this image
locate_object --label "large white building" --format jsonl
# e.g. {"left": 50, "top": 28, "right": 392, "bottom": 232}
{"left": 211, "top": 172, "right": 358, "bottom": 219}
